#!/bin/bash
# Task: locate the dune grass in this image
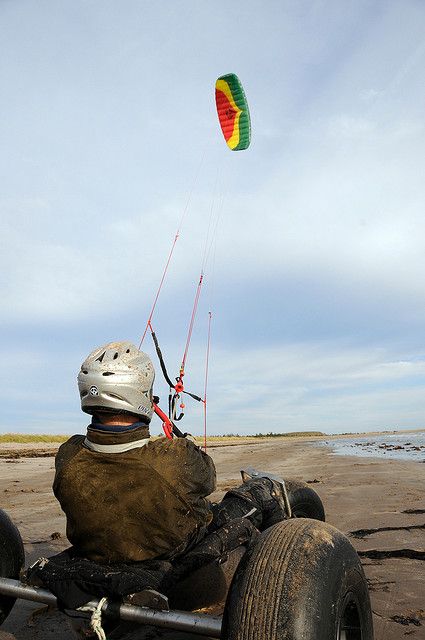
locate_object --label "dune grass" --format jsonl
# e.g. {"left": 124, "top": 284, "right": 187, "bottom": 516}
{"left": 0, "top": 433, "right": 67, "bottom": 444}
{"left": 0, "top": 431, "right": 324, "bottom": 445}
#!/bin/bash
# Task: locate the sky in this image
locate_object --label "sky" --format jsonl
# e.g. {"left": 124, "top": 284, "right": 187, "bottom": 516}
{"left": 1, "top": 0, "right": 425, "bottom": 435}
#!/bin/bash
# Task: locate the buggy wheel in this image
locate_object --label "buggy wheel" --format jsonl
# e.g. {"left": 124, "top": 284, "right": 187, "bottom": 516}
{"left": 285, "top": 478, "right": 326, "bottom": 521}
{"left": 0, "top": 509, "right": 25, "bottom": 624}
{"left": 222, "top": 518, "right": 373, "bottom": 640}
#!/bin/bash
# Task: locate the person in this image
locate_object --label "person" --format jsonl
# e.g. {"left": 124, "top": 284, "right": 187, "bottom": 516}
{"left": 53, "top": 341, "right": 288, "bottom": 568}
{"left": 22, "top": 338, "right": 291, "bottom": 621}
{"left": 53, "top": 341, "right": 216, "bottom": 565}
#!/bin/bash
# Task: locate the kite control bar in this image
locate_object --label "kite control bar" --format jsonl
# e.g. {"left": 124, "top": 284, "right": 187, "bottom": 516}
{"left": 150, "top": 327, "right": 202, "bottom": 426}
{"left": 153, "top": 403, "right": 185, "bottom": 439}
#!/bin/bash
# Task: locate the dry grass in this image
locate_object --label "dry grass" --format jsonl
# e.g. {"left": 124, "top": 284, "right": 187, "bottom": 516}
{"left": 0, "top": 433, "right": 67, "bottom": 444}
{"left": 191, "top": 432, "right": 325, "bottom": 447}
{"left": 0, "top": 431, "right": 325, "bottom": 446}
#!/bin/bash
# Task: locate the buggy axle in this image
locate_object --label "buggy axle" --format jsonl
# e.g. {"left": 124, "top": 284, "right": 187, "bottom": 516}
{"left": 0, "top": 578, "right": 223, "bottom": 637}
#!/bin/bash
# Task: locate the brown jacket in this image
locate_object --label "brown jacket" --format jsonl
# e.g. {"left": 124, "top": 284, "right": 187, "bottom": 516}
{"left": 53, "top": 427, "right": 216, "bottom": 564}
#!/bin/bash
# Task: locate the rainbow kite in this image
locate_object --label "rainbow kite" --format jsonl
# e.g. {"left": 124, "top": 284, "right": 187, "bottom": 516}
{"left": 215, "top": 73, "right": 251, "bottom": 151}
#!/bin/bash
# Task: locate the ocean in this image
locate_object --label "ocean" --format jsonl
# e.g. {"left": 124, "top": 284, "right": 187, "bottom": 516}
{"left": 320, "top": 430, "right": 425, "bottom": 462}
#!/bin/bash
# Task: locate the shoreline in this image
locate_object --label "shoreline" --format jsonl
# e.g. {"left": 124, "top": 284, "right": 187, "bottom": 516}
{"left": 0, "top": 428, "right": 424, "bottom": 461}
{"left": 319, "top": 431, "right": 425, "bottom": 464}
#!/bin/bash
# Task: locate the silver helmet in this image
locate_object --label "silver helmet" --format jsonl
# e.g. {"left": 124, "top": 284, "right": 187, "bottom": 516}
{"left": 78, "top": 341, "right": 155, "bottom": 420}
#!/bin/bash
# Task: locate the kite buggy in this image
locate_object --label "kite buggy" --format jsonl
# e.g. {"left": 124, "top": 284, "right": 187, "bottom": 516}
{"left": 0, "top": 469, "right": 373, "bottom": 639}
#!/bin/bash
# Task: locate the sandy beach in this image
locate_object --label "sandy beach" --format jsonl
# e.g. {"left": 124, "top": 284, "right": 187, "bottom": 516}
{"left": 0, "top": 436, "right": 423, "bottom": 639}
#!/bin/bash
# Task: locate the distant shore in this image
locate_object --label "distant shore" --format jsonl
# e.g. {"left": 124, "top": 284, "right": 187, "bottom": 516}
{"left": 0, "top": 428, "right": 424, "bottom": 457}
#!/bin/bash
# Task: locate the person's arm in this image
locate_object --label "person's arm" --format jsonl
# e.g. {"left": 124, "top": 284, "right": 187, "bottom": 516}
{"left": 147, "top": 437, "right": 216, "bottom": 501}
{"left": 52, "top": 435, "right": 84, "bottom": 496}
{"left": 179, "top": 438, "right": 217, "bottom": 497}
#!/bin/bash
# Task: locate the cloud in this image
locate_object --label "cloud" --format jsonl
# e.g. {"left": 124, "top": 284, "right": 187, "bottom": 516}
{"left": 197, "top": 342, "right": 425, "bottom": 434}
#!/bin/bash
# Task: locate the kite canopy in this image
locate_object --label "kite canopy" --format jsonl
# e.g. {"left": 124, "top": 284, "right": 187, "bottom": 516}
{"left": 215, "top": 73, "right": 251, "bottom": 151}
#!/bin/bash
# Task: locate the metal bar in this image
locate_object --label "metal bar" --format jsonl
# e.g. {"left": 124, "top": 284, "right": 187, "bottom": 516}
{"left": 0, "top": 579, "right": 57, "bottom": 606}
{"left": 0, "top": 578, "right": 222, "bottom": 638}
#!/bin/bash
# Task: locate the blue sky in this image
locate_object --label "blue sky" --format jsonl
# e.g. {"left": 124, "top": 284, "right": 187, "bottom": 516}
{"left": 1, "top": 1, "right": 425, "bottom": 435}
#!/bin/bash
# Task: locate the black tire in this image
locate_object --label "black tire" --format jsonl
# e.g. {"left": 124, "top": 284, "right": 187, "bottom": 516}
{"left": 285, "top": 478, "right": 326, "bottom": 521}
{"left": 223, "top": 518, "right": 373, "bottom": 640}
{"left": 0, "top": 509, "right": 25, "bottom": 624}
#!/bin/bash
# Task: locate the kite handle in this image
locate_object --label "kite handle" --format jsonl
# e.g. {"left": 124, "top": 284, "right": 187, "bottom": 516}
{"left": 153, "top": 403, "right": 185, "bottom": 439}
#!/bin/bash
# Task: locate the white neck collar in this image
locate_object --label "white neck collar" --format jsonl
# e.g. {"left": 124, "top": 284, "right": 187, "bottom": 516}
{"left": 83, "top": 437, "right": 150, "bottom": 453}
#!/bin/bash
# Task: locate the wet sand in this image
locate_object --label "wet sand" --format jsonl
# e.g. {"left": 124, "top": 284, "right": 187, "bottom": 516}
{"left": 0, "top": 437, "right": 423, "bottom": 639}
